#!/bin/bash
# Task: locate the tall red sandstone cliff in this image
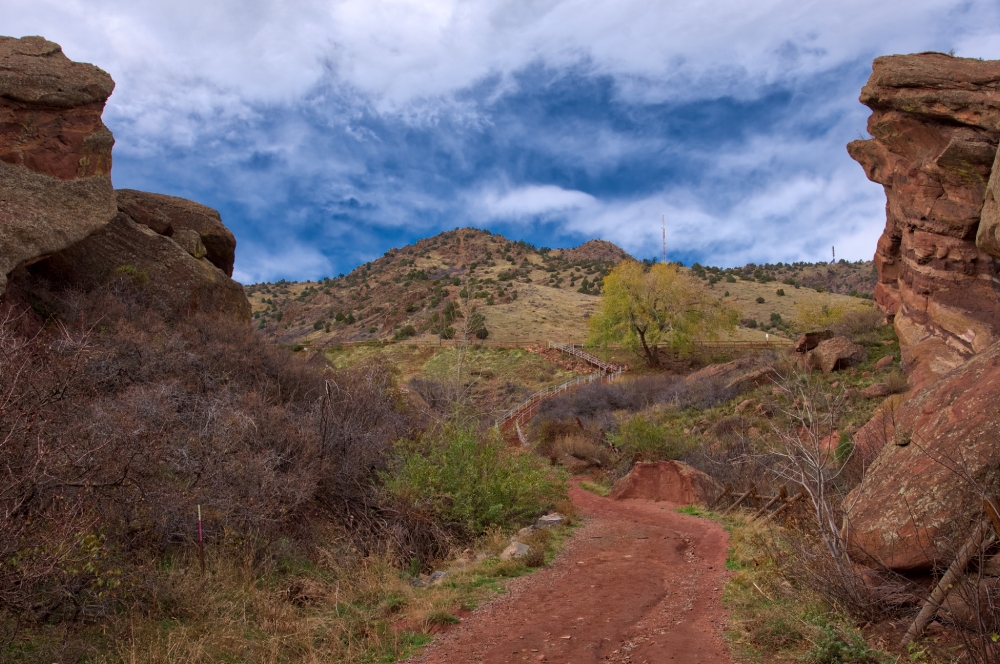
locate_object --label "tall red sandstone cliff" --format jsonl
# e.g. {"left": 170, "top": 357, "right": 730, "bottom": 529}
{"left": 0, "top": 36, "right": 117, "bottom": 297}
{"left": 845, "top": 54, "right": 1000, "bottom": 571}
{"left": 0, "top": 35, "right": 250, "bottom": 322}
{"left": 848, "top": 53, "right": 1000, "bottom": 389}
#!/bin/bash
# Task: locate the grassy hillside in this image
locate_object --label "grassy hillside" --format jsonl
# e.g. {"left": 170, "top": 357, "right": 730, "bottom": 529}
{"left": 245, "top": 229, "right": 877, "bottom": 348}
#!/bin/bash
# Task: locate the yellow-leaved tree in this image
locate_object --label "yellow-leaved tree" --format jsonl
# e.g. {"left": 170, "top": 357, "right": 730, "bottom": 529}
{"left": 588, "top": 261, "right": 738, "bottom": 368}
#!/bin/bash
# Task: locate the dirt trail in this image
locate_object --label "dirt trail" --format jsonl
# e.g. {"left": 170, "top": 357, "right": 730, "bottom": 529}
{"left": 406, "top": 481, "right": 733, "bottom": 664}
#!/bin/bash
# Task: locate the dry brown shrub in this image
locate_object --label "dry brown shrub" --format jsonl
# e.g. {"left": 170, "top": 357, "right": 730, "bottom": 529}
{"left": 0, "top": 279, "right": 423, "bottom": 628}
{"left": 551, "top": 434, "right": 612, "bottom": 468}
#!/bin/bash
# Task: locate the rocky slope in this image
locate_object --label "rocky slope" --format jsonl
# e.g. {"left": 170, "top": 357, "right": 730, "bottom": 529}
{"left": 848, "top": 53, "right": 1000, "bottom": 390}
{"left": 0, "top": 36, "right": 249, "bottom": 322}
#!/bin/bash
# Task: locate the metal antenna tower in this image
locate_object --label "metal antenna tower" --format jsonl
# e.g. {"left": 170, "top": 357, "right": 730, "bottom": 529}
{"left": 662, "top": 214, "right": 666, "bottom": 263}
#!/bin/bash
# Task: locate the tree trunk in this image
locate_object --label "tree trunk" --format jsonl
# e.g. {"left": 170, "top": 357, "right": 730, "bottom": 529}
{"left": 636, "top": 328, "right": 658, "bottom": 368}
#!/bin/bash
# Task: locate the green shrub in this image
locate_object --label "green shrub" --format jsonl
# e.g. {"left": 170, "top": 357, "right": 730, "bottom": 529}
{"left": 393, "top": 325, "right": 417, "bottom": 340}
{"left": 383, "top": 424, "right": 566, "bottom": 536}
{"left": 807, "top": 624, "right": 883, "bottom": 664}
{"left": 608, "top": 414, "right": 692, "bottom": 464}
{"left": 756, "top": 296, "right": 765, "bottom": 304}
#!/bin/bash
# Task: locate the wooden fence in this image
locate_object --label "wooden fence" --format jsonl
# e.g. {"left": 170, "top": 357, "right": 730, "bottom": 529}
{"left": 712, "top": 483, "right": 809, "bottom": 525}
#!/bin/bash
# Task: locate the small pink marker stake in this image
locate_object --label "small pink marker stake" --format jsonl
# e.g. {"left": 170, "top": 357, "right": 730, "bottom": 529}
{"left": 197, "top": 504, "right": 205, "bottom": 575}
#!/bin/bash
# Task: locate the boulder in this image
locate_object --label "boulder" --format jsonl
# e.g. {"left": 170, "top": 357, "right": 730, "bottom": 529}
{"left": 686, "top": 357, "right": 775, "bottom": 394}
{"left": 844, "top": 339, "right": 1000, "bottom": 571}
{"left": 860, "top": 383, "right": 891, "bottom": 399}
{"left": 0, "top": 36, "right": 116, "bottom": 297}
{"left": 802, "top": 336, "right": 866, "bottom": 373}
{"left": 20, "top": 212, "right": 250, "bottom": 322}
{"left": 847, "top": 53, "right": 1000, "bottom": 389}
{"left": 115, "top": 189, "right": 237, "bottom": 276}
{"left": 794, "top": 330, "right": 834, "bottom": 352}
{"left": 609, "top": 460, "right": 722, "bottom": 506}
{"left": 534, "top": 513, "right": 566, "bottom": 529}
{"left": 873, "top": 355, "right": 895, "bottom": 370}
{"left": 500, "top": 542, "right": 530, "bottom": 561}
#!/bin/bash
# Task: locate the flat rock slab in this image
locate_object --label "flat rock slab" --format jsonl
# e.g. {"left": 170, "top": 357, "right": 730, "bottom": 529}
{"left": 404, "top": 480, "right": 732, "bottom": 664}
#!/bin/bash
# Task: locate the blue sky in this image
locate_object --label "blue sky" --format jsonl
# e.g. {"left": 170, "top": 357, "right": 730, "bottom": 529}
{"left": 7, "top": 0, "right": 1000, "bottom": 283}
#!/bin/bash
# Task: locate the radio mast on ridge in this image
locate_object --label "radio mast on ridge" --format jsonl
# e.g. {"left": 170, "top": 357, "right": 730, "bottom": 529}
{"left": 662, "top": 214, "right": 666, "bottom": 263}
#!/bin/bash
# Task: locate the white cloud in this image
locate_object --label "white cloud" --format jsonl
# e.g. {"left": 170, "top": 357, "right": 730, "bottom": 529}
{"left": 233, "top": 241, "right": 332, "bottom": 284}
{"left": 479, "top": 184, "right": 597, "bottom": 219}
{"left": 6, "top": 0, "right": 997, "bottom": 140}
{"left": 5, "top": 0, "right": 998, "bottom": 278}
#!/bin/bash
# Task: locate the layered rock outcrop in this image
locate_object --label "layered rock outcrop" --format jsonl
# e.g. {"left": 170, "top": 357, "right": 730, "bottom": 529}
{"left": 848, "top": 53, "right": 1000, "bottom": 389}
{"left": 845, "top": 53, "right": 1000, "bottom": 573}
{"left": 0, "top": 36, "right": 117, "bottom": 296}
{"left": 21, "top": 211, "right": 251, "bottom": 321}
{"left": 1, "top": 36, "right": 250, "bottom": 323}
{"left": 116, "top": 189, "right": 237, "bottom": 276}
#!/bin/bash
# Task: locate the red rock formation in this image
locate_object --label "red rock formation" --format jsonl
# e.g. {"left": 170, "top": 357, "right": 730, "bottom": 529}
{"left": 18, "top": 212, "right": 250, "bottom": 322}
{"left": 848, "top": 53, "right": 1000, "bottom": 389}
{"left": 116, "top": 190, "right": 237, "bottom": 276}
{"left": 0, "top": 36, "right": 117, "bottom": 296}
{"left": 844, "top": 339, "right": 1000, "bottom": 571}
{"left": 1, "top": 36, "right": 249, "bottom": 323}
{"left": 801, "top": 336, "right": 867, "bottom": 373}
{"left": 610, "top": 461, "right": 722, "bottom": 506}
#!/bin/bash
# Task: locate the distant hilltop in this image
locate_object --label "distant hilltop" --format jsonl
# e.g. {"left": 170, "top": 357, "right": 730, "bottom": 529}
{"left": 245, "top": 227, "right": 875, "bottom": 348}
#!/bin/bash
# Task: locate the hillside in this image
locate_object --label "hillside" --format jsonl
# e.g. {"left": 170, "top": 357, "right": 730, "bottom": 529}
{"left": 246, "top": 229, "right": 876, "bottom": 347}
{"left": 245, "top": 228, "right": 627, "bottom": 347}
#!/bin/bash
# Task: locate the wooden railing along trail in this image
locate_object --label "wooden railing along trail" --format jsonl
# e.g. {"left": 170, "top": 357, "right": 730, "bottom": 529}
{"left": 494, "top": 341, "right": 624, "bottom": 432}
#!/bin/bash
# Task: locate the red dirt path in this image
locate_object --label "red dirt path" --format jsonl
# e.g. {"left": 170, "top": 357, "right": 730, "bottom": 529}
{"left": 405, "top": 481, "right": 733, "bottom": 664}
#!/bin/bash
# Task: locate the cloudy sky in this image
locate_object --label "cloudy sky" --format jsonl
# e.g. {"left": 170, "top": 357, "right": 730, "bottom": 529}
{"left": 7, "top": 1, "right": 1000, "bottom": 283}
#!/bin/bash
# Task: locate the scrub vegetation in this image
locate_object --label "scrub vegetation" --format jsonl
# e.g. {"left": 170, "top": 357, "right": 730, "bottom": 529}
{"left": 0, "top": 277, "right": 568, "bottom": 663}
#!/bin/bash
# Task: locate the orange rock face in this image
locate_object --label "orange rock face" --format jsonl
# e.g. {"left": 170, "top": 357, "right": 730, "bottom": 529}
{"left": 610, "top": 461, "right": 722, "bottom": 506}
{"left": 0, "top": 36, "right": 117, "bottom": 297}
{"left": 0, "top": 36, "right": 114, "bottom": 179}
{"left": 844, "top": 339, "right": 1000, "bottom": 571}
{"left": 847, "top": 53, "right": 1000, "bottom": 389}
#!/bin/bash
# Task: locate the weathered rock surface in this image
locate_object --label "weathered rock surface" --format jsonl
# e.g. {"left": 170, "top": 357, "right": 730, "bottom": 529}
{"left": 610, "top": 460, "right": 722, "bottom": 506}
{"left": 844, "top": 339, "right": 1000, "bottom": 571}
{"left": 21, "top": 212, "right": 250, "bottom": 321}
{"left": 685, "top": 356, "right": 776, "bottom": 394}
{"left": 500, "top": 542, "right": 530, "bottom": 561}
{"left": 794, "top": 330, "right": 834, "bottom": 352}
{"left": 0, "top": 36, "right": 116, "bottom": 297}
{"left": 534, "top": 513, "right": 566, "bottom": 529}
{"left": 873, "top": 354, "right": 896, "bottom": 370}
{"left": 802, "top": 336, "right": 866, "bottom": 373}
{"left": 115, "top": 189, "right": 237, "bottom": 276}
{"left": 860, "top": 382, "right": 891, "bottom": 399}
{"left": 848, "top": 53, "right": 1000, "bottom": 389}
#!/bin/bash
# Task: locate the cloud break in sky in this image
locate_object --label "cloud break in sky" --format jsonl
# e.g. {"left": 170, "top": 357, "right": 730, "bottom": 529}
{"left": 6, "top": 0, "right": 1000, "bottom": 283}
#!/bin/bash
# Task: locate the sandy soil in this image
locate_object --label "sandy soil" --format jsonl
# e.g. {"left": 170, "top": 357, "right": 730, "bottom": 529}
{"left": 404, "top": 481, "right": 733, "bottom": 664}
